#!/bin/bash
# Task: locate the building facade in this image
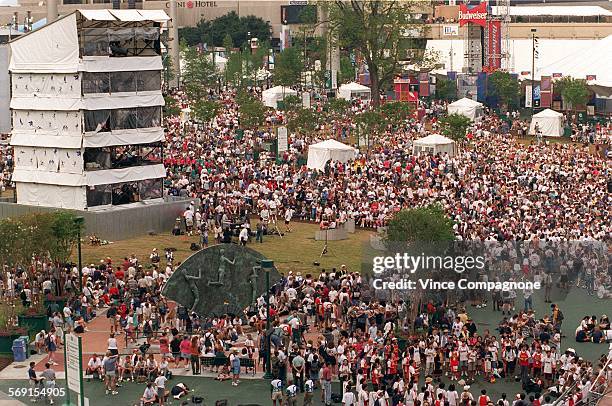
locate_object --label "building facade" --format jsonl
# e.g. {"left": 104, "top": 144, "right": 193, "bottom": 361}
{"left": 9, "top": 9, "right": 167, "bottom": 210}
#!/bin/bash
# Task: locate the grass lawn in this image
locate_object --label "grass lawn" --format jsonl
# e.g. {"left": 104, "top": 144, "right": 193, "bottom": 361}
{"left": 77, "top": 221, "right": 373, "bottom": 276}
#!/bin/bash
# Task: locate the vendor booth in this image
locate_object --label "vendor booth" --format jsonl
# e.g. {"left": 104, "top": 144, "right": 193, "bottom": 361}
{"left": 413, "top": 134, "right": 457, "bottom": 157}
{"left": 338, "top": 82, "right": 371, "bottom": 102}
{"left": 262, "top": 85, "right": 298, "bottom": 109}
{"left": 447, "top": 97, "right": 484, "bottom": 121}
{"left": 306, "top": 139, "right": 357, "bottom": 171}
{"left": 529, "top": 109, "right": 564, "bottom": 137}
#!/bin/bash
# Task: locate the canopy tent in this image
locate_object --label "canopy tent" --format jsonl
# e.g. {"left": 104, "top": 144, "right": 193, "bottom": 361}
{"left": 529, "top": 109, "right": 564, "bottom": 137}
{"left": 447, "top": 97, "right": 484, "bottom": 121}
{"left": 262, "top": 86, "right": 298, "bottom": 109}
{"left": 306, "top": 139, "right": 357, "bottom": 171}
{"left": 413, "top": 134, "right": 457, "bottom": 157}
{"left": 338, "top": 82, "right": 371, "bottom": 101}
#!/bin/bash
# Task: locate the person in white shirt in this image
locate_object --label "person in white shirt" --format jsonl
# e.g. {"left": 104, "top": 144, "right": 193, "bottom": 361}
{"left": 239, "top": 226, "right": 249, "bottom": 246}
{"left": 342, "top": 384, "right": 356, "bottom": 406}
{"left": 271, "top": 378, "right": 283, "bottom": 406}
{"left": 285, "top": 382, "right": 298, "bottom": 406}
{"left": 284, "top": 207, "right": 294, "bottom": 232}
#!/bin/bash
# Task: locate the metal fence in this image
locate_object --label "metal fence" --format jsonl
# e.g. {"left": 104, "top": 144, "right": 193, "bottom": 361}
{"left": 0, "top": 196, "right": 192, "bottom": 241}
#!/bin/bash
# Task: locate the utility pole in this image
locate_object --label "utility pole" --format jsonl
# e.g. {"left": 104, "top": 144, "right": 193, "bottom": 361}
{"left": 531, "top": 28, "right": 537, "bottom": 115}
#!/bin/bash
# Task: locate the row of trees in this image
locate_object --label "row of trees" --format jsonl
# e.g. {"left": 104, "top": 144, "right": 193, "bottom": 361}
{"left": 0, "top": 211, "right": 83, "bottom": 269}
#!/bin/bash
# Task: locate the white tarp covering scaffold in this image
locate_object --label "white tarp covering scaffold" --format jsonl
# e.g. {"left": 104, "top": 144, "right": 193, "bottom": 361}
{"left": 16, "top": 183, "right": 87, "bottom": 210}
{"left": 11, "top": 133, "right": 82, "bottom": 149}
{"left": 447, "top": 98, "right": 484, "bottom": 121}
{"left": 79, "top": 56, "right": 163, "bottom": 73}
{"left": 306, "top": 139, "right": 357, "bottom": 171}
{"left": 85, "top": 163, "right": 166, "bottom": 186}
{"left": 10, "top": 93, "right": 164, "bottom": 111}
{"left": 262, "top": 86, "right": 298, "bottom": 109}
{"left": 13, "top": 146, "right": 84, "bottom": 174}
{"left": 83, "top": 127, "right": 164, "bottom": 148}
{"left": 11, "top": 72, "right": 81, "bottom": 98}
{"left": 529, "top": 109, "right": 564, "bottom": 137}
{"left": 338, "top": 82, "right": 371, "bottom": 101}
{"left": 11, "top": 110, "right": 82, "bottom": 136}
{"left": 12, "top": 163, "right": 166, "bottom": 186}
{"left": 9, "top": 13, "right": 79, "bottom": 73}
{"left": 413, "top": 134, "right": 457, "bottom": 157}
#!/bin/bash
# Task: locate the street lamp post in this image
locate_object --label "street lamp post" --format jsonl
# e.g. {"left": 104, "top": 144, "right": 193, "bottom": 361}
{"left": 74, "top": 216, "right": 85, "bottom": 292}
{"left": 531, "top": 28, "right": 537, "bottom": 115}
{"left": 261, "top": 259, "right": 274, "bottom": 379}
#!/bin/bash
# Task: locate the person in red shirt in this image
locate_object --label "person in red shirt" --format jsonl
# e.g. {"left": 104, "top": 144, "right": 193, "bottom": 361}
{"left": 518, "top": 345, "right": 531, "bottom": 384}
{"left": 532, "top": 349, "right": 542, "bottom": 377}
{"left": 115, "top": 266, "right": 125, "bottom": 281}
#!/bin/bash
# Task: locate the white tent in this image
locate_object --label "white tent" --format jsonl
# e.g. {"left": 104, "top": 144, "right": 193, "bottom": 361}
{"left": 338, "top": 82, "right": 371, "bottom": 101}
{"left": 262, "top": 86, "right": 298, "bottom": 109}
{"left": 447, "top": 97, "right": 484, "bottom": 121}
{"left": 306, "top": 139, "right": 357, "bottom": 171}
{"left": 529, "top": 109, "right": 564, "bottom": 137}
{"left": 413, "top": 134, "right": 457, "bottom": 157}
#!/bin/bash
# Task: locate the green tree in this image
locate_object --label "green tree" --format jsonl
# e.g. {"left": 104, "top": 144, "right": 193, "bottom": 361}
{"left": 488, "top": 71, "right": 520, "bottom": 111}
{"left": 182, "top": 45, "right": 218, "bottom": 100}
{"left": 378, "top": 101, "right": 413, "bottom": 126}
{"left": 274, "top": 47, "right": 303, "bottom": 87}
{"left": 238, "top": 92, "right": 267, "bottom": 128}
{"left": 288, "top": 108, "right": 319, "bottom": 133}
{"left": 162, "top": 54, "right": 176, "bottom": 88}
{"left": 555, "top": 76, "right": 590, "bottom": 116}
{"left": 356, "top": 110, "right": 385, "bottom": 136}
{"left": 439, "top": 113, "right": 471, "bottom": 141}
{"left": 327, "top": 98, "right": 351, "bottom": 116}
{"left": 48, "top": 211, "right": 84, "bottom": 265}
{"left": 385, "top": 204, "right": 455, "bottom": 243}
{"left": 282, "top": 94, "right": 302, "bottom": 112}
{"left": 163, "top": 96, "right": 181, "bottom": 118}
{"left": 180, "top": 12, "right": 272, "bottom": 48}
{"left": 435, "top": 77, "right": 457, "bottom": 101}
{"left": 339, "top": 55, "right": 356, "bottom": 83}
{"left": 327, "top": 0, "right": 424, "bottom": 107}
{"left": 192, "top": 99, "right": 221, "bottom": 124}
{"left": 222, "top": 33, "right": 234, "bottom": 53}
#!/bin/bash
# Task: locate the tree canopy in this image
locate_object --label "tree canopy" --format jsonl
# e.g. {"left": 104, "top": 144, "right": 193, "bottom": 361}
{"left": 327, "top": 0, "right": 425, "bottom": 107}
{"left": 179, "top": 12, "right": 272, "bottom": 48}
{"left": 439, "top": 113, "right": 471, "bottom": 141}
{"left": 181, "top": 45, "right": 218, "bottom": 100}
{"left": 237, "top": 91, "right": 267, "bottom": 129}
{"left": 385, "top": 204, "right": 455, "bottom": 243}
{"left": 488, "top": 71, "right": 520, "bottom": 110}
{"left": 274, "top": 47, "right": 303, "bottom": 87}
{"left": 555, "top": 76, "right": 590, "bottom": 112}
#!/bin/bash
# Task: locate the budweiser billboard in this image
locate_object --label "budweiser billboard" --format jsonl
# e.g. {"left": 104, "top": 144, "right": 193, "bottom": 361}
{"left": 486, "top": 20, "right": 502, "bottom": 70}
{"left": 459, "top": 2, "right": 488, "bottom": 28}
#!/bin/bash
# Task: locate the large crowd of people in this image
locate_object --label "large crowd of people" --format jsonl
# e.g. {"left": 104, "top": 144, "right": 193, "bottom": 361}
{"left": 3, "top": 88, "right": 611, "bottom": 406}
{"left": 163, "top": 89, "right": 610, "bottom": 243}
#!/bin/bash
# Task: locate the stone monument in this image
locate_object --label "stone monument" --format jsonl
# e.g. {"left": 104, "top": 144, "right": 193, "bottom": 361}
{"left": 162, "top": 244, "right": 281, "bottom": 317}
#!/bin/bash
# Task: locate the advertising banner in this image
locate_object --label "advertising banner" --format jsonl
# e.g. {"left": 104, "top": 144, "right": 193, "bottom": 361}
{"left": 280, "top": 25, "right": 291, "bottom": 51}
{"left": 418, "top": 73, "right": 429, "bottom": 97}
{"left": 486, "top": 20, "right": 502, "bottom": 70}
{"left": 525, "top": 84, "right": 532, "bottom": 108}
{"left": 540, "top": 76, "right": 552, "bottom": 108}
{"left": 459, "top": 2, "right": 488, "bottom": 27}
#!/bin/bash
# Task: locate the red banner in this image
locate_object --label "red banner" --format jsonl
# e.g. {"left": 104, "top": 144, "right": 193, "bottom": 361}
{"left": 486, "top": 20, "right": 502, "bottom": 70}
{"left": 459, "top": 2, "right": 488, "bottom": 27}
{"left": 540, "top": 76, "right": 552, "bottom": 108}
{"left": 418, "top": 73, "right": 429, "bottom": 97}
